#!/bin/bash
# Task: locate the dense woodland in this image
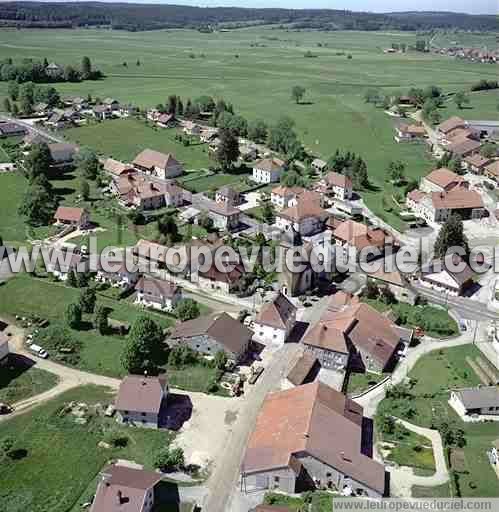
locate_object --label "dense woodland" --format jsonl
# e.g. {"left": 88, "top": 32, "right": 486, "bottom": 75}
{"left": 0, "top": 2, "right": 497, "bottom": 32}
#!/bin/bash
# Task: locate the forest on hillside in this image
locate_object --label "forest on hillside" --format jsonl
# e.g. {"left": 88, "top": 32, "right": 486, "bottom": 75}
{"left": 0, "top": 2, "right": 497, "bottom": 32}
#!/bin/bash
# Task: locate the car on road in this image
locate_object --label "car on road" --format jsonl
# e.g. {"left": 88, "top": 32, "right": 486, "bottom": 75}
{"left": 0, "top": 402, "right": 14, "bottom": 415}
{"left": 28, "top": 343, "right": 49, "bottom": 359}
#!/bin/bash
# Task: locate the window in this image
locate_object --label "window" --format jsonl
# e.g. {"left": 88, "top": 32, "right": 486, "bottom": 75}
{"left": 141, "top": 412, "right": 146, "bottom": 417}
{"left": 124, "top": 410, "right": 129, "bottom": 415}
{"left": 274, "top": 476, "right": 280, "bottom": 483}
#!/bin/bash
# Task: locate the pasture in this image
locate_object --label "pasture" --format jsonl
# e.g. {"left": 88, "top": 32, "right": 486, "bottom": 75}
{"left": 0, "top": 27, "right": 496, "bottom": 229}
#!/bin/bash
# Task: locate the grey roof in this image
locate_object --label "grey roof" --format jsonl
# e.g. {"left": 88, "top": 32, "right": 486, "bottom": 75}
{"left": 455, "top": 386, "right": 499, "bottom": 410}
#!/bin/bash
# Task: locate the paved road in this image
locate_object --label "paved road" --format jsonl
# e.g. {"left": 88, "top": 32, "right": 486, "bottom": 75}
{"left": 203, "top": 343, "right": 301, "bottom": 512}
{"left": 0, "top": 114, "right": 64, "bottom": 143}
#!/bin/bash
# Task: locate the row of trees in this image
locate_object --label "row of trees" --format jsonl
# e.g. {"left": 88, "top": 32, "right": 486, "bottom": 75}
{"left": 0, "top": 56, "right": 101, "bottom": 84}
{"left": 4, "top": 81, "right": 60, "bottom": 116}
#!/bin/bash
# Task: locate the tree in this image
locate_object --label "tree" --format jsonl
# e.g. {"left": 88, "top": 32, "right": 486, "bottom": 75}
{"left": 81, "top": 56, "right": 92, "bottom": 79}
{"left": 80, "top": 179, "right": 90, "bottom": 201}
{"left": 11, "top": 103, "right": 19, "bottom": 116}
{"left": 247, "top": 119, "right": 267, "bottom": 143}
{"left": 454, "top": 91, "right": 469, "bottom": 110}
{"left": 76, "top": 270, "right": 90, "bottom": 288}
{"left": 64, "top": 65, "right": 79, "bottom": 82}
{"left": 213, "top": 350, "right": 228, "bottom": 370}
{"left": 216, "top": 128, "right": 239, "bottom": 171}
{"left": 175, "top": 298, "right": 200, "bottom": 321}
{"left": 3, "top": 98, "right": 11, "bottom": 112}
{"left": 434, "top": 214, "right": 469, "bottom": 259}
{"left": 267, "top": 116, "right": 300, "bottom": 154}
{"left": 79, "top": 287, "right": 96, "bottom": 314}
{"left": 121, "top": 316, "right": 164, "bottom": 373}
{"left": 24, "top": 142, "right": 52, "bottom": 181}
{"left": 387, "top": 160, "right": 406, "bottom": 184}
{"left": 154, "top": 446, "right": 185, "bottom": 472}
{"left": 7, "top": 81, "right": 19, "bottom": 101}
{"left": 0, "top": 436, "right": 14, "bottom": 460}
{"left": 291, "top": 85, "right": 306, "bottom": 104}
{"left": 415, "top": 39, "right": 426, "bottom": 52}
{"left": 157, "top": 213, "right": 179, "bottom": 246}
{"left": 93, "top": 305, "right": 109, "bottom": 334}
{"left": 169, "top": 345, "right": 198, "bottom": 367}
{"left": 65, "top": 303, "right": 82, "bottom": 329}
{"left": 261, "top": 201, "right": 275, "bottom": 224}
{"left": 167, "top": 94, "right": 178, "bottom": 115}
{"left": 18, "top": 176, "right": 57, "bottom": 226}
{"left": 66, "top": 269, "right": 78, "bottom": 288}
{"left": 76, "top": 148, "right": 100, "bottom": 180}
{"left": 480, "top": 143, "right": 497, "bottom": 159}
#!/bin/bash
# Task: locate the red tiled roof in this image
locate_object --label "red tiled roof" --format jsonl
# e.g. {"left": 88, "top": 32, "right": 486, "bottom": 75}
{"left": 54, "top": 206, "right": 86, "bottom": 223}
{"left": 255, "top": 292, "right": 296, "bottom": 330}
{"left": 115, "top": 375, "right": 166, "bottom": 414}
{"left": 431, "top": 189, "right": 484, "bottom": 210}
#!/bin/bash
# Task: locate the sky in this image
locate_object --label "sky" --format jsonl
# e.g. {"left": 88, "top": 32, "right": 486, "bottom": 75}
{"left": 32, "top": 0, "right": 497, "bottom": 16}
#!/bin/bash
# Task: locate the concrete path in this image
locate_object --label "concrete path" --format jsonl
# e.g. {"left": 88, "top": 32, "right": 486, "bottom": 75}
{"left": 389, "top": 418, "right": 449, "bottom": 498}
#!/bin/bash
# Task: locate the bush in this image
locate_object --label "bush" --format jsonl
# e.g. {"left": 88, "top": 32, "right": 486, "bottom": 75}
{"left": 154, "top": 446, "right": 185, "bottom": 472}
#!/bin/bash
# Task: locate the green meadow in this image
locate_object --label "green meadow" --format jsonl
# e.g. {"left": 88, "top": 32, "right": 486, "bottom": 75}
{"left": 0, "top": 27, "right": 496, "bottom": 230}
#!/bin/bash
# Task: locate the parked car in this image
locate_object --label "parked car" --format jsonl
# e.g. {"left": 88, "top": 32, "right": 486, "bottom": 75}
{"left": 0, "top": 403, "right": 14, "bottom": 415}
{"left": 28, "top": 343, "right": 49, "bottom": 358}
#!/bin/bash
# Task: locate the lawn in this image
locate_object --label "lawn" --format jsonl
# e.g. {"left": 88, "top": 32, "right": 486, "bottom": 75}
{"left": 346, "top": 371, "right": 387, "bottom": 396}
{"left": 0, "top": 172, "right": 28, "bottom": 245}
{"left": 66, "top": 118, "right": 212, "bottom": 170}
{"left": 377, "top": 344, "right": 499, "bottom": 497}
{"left": 264, "top": 491, "right": 333, "bottom": 512}
{"left": 364, "top": 299, "right": 459, "bottom": 338}
{"left": 0, "top": 274, "right": 174, "bottom": 378}
{"left": 440, "top": 89, "right": 499, "bottom": 121}
{"left": 0, "top": 358, "right": 59, "bottom": 404}
{"left": 181, "top": 171, "right": 251, "bottom": 193}
{"left": 167, "top": 363, "right": 221, "bottom": 394}
{"left": 0, "top": 385, "right": 175, "bottom": 512}
{"left": 0, "top": 28, "right": 495, "bottom": 231}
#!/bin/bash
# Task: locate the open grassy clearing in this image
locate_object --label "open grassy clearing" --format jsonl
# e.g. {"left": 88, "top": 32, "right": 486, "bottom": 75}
{"left": 0, "top": 358, "right": 59, "bottom": 404}
{"left": 0, "top": 385, "right": 175, "bottom": 512}
{"left": 0, "top": 28, "right": 496, "bottom": 230}
{"left": 440, "top": 89, "right": 499, "bottom": 121}
{"left": 378, "top": 344, "right": 499, "bottom": 497}
{"left": 0, "top": 274, "right": 173, "bottom": 378}
{"left": 263, "top": 491, "right": 333, "bottom": 511}
{"left": 364, "top": 299, "right": 459, "bottom": 338}
{"left": 0, "top": 173, "right": 28, "bottom": 245}
{"left": 66, "top": 118, "right": 212, "bottom": 170}
{"left": 346, "top": 371, "right": 387, "bottom": 396}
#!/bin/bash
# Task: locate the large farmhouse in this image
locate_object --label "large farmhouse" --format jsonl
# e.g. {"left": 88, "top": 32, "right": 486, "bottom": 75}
{"left": 242, "top": 382, "right": 387, "bottom": 497}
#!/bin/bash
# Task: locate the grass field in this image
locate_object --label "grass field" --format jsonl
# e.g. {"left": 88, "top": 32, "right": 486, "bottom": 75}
{"left": 0, "top": 358, "right": 59, "bottom": 404}
{"left": 0, "top": 172, "right": 28, "bottom": 244}
{"left": 0, "top": 385, "right": 175, "bottom": 512}
{"left": 264, "top": 491, "right": 333, "bottom": 511}
{"left": 0, "top": 274, "right": 174, "bottom": 378}
{"left": 377, "top": 344, "right": 499, "bottom": 497}
{"left": 66, "top": 118, "right": 212, "bottom": 170}
{"left": 0, "top": 27, "right": 496, "bottom": 230}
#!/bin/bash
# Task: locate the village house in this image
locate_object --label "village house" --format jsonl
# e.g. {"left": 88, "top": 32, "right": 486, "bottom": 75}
{"left": 215, "top": 185, "right": 242, "bottom": 207}
{"left": 484, "top": 160, "right": 499, "bottom": 183}
{"left": 275, "top": 198, "right": 328, "bottom": 237}
{"left": 449, "top": 386, "right": 499, "bottom": 419}
{"left": 420, "top": 168, "right": 467, "bottom": 193}
{"left": 119, "top": 104, "right": 138, "bottom": 117}
{"left": 197, "top": 260, "right": 245, "bottom": 295}
{"left": 311, "top": 158, "right": 328, "bottom": 173}
{"left": 54, "top": 206, "right": 90, "bottom": 229}
{"left": 0, "top": 332, "right": 10, "bottom": 365}
{"left": 183, "top": 120, "right": 202, "bottom": 136}
{"left": 252, "top": 158, "right": 285, "bottom": 184}
{"left": 47, "top": 249, "right": 89, "bottom": 281}
{"left": 133, "top": 239, "right": 169, "bottom": 270}
{"left": 420, "top": 257, "right": 475, "bottom": 296}
{"left": 33, "top": 102, "right": 49, "bottom": 115}
{"left": 446, "top": 136, "right": 482, "bottom": 158}
{"left": 284, "top": 351, "right": 320, "bottom": 389}
{"left": 93, "top": 104, "right": 113, "bottom": 121}
{"left": 103, "top": 158, "right": 134, "bottom": 177}
{"left": 114, "top": 174, "right": 185, "bottom": 210}
{"left": 407, "top": 187, "right": 485, "bottom": 223}
{"left": 95, "top": 258, "right": 139, "bottom": 290}
{"left": 103, "top": 98, "right": 120, "bottom": 111}
{"left": 394, "top": 121, "right": 427, "bottom": 143}
{"left": 367, "top": 268, "right": 417, "bottom": 305}
{"left": 132, "top": 149, "right": 183, "bottom": 180}
{"left": 0, "top": 122, "right": 27, "bottom": 138}
{"left": 200, "top": 126, "right": 218, "bottom": 143}
{"left": 45, "top": 62, "right": 63, "bottom": 79}
{"left": 45, "top": 111, "right": 76, "bottom": 130}
{"left": 198, "top": 199, "right": 241, "bottom": 231}
{"left": 253, "top": 292, "right": 297, "bottom": 345}
{"left": 303, "top": 292, "right": 406, "bottom": 373}
{"left": 436, "top": 116, "right": 467, "bottom": 141}
{"left": 115, "top": 375, "right": 168, "bottom": 429}
{"left": 156, "top": 113, "right": 177, "bottom": 128}
{"left": 242, "top": 381, "right": 387, "bottom": 497}
{"left": 332, "top": 220, "right": 389, "bottom": 262}
{"left": 239, "top": 142, "right": 258, "bottom": 161}
{"left": 90, "top": 463, "right": 163, "bottom": 512}
{"left": 169, "top": 312, "right": 252, "bottom": 363}
{"left": 315, "top": 171, "right": 353, "bottom": 201}
{"left": 463, "top": 153, "right": 494, "bottom": 174}
{"left": 48, "top": 142, "right": 79, "bottom": 167}
{"left": 270, "top": 186, "right": 306, "bottom": 210}
{"left": 134, "top": 276, "right": 182, "bottom": 312}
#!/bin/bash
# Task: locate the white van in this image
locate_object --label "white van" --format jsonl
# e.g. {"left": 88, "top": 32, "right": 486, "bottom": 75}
{"left": 29, "top": 343, "right": 49, "bottom": 359}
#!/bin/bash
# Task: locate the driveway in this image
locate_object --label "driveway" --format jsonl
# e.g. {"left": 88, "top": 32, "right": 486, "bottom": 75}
{"left": 388, "top": 418, "right": 449, "bottom": 497}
